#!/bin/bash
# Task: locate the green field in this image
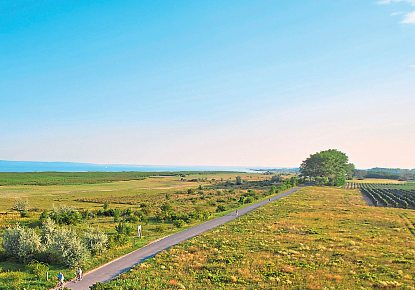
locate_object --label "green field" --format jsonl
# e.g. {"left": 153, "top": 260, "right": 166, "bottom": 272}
{"left": 97, "top": 186, "right": 415, "bottom": 289}
{"left": 0, "top": 171, "right": 241, "bottom": 186}
{"left": 0, "top": 171, "right": 291, "bottom": 289}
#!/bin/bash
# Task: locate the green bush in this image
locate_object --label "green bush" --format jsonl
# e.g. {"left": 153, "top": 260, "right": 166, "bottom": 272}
{"left": 216, "top": 205, "right": 226, "bottom": 212}
{"left": 84, "top": 228, "right": 108, "bottom": 254}
{"left": 115, "top": 223, "right": 133, "bottom": 235}
{"left": 44, "top": 227, "right": 88, "bottom": 267}
{"left": 109, "top": 234, "right": 129, "bottom": 247}
{"left": 2, "top": 224, "right": 43, "bottom": 262}
{"left": 12, "top": 200, "right": 29, "bottom": 212}
{"left": 20, "top": 210, "right": 29, "bottom": 218}
{"left": 173, "top": 219, "right": 186, "bottom": 228}
{"left": 39, "top": 210, "right": 49, "bottom": 221}
{"left": 49, "top": 206, "right": 83, "bottom": 225}
{"left": 90, "top": 282, "right": 117, "bottom": 289}
{"left": 27, "top": 260, "right": 49, "bottom": 279}
{"left": 244, "top": 197, "right": 254, "bottom": 204}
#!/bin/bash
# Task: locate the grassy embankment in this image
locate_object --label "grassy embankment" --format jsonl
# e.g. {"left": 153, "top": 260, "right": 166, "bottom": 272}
{"left": 99, "top": 186, "right": 415, "bottom": 289}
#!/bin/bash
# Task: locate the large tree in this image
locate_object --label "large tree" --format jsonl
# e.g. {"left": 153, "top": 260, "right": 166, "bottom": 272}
{"left": 300, "top": 149, "right": 354, "bottom": 186}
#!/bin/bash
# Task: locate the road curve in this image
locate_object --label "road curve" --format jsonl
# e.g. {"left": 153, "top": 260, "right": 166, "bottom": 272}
{"left": 65, "top": 187, "right": 303, "bottom": 290}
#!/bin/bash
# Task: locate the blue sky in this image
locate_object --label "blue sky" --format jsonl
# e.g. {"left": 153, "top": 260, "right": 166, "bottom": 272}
{"left": 1, "top": 1, "right": 414, "bottom": 168}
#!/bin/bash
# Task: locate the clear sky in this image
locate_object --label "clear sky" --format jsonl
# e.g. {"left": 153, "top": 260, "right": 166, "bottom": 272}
{"left": 1, "top": 0, "right": 414, "bottom": 168}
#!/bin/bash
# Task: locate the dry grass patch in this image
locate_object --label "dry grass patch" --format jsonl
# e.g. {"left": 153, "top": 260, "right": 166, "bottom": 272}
{"left": 102, "top": 186, "right": 415, "bottom": 289}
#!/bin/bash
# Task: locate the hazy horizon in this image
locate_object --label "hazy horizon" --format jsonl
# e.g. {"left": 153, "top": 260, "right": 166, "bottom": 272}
{"left": 2, "top": 1, "right": 414, "bottom": 168}
{"left": 0, "top": 159, "right": 412, "bottom": 171}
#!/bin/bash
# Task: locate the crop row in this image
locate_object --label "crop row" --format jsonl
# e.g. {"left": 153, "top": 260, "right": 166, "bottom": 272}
{"left": 358, "top": 184, "right": 415, "bottom": 210}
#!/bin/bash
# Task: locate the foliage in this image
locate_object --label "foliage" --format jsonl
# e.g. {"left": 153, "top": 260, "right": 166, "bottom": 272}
{"left": 12, "top": 200, "right": 29, "bottom": 212}
{"left": 216, "top": 205, "right": 226, "bottom": 212}
{"left": 2, "top": 225, "right": 43, "bottom": 262}
{"left": 84, "top": 228, "right": 108, "bottom": 254}
{"left": 300, "top": 149, "right": 354, "bottom": 186}
{"left": 173, "top": 219, "right": 186, "bottom": 228}
{"left": 44, "top": 227, "right": 88, "bottom": 267}
{"left": 109, "top": 234, "right": 129, "bottom": 247}
{"left": 115, "top": 223, "right": 133, "bottom": 236}
{"left": 26, "top": 260, "right": 49, "bottom": 279}
{"left": 235, "top": 176, "right": 243, "bottom": 185}
{"left": 40, "top": 218, "right": 57, "bottom": 246}
{"left": 49, "top": 206, "right": 83, "bottom": 225}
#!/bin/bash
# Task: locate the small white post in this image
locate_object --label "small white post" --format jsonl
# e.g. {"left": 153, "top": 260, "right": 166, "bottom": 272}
{"left": 137, "top": 225, "right": 142, "bottom": 238}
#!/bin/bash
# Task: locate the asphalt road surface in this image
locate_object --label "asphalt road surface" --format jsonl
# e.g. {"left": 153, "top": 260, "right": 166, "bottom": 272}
{"left": 65, "top": 186, "right": 303, "bottom": 290}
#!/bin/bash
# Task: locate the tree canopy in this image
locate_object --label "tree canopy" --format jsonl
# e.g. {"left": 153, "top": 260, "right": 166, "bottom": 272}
{"left": 300, "top": 149, "right": 354, "bottom": 186}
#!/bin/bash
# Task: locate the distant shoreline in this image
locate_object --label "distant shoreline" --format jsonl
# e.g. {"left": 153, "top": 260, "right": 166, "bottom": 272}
{"left": 0, "top": 160, "right": 297, "bottom": 173}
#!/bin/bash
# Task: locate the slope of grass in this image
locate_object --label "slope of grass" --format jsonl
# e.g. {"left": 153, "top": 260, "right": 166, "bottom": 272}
{"left": 100, "top": 187, "right": 415, "bottom": 289}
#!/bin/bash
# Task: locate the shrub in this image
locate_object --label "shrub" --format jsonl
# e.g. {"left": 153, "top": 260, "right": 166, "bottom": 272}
{"left": 115, "top": 223, "right": 133, "bottom": 235}
{"left": 160, "top": 203, "right": 173, "bottom": 213}
{"left": 133, "top": 210, "right": 145, "bottom": 221}
{"left": 40, "top": 218, "right": 57, "bottom": 246}
{"left": 44, "top": 227, "right": 88, "bottom": 267}
{"left": 12, "top": 200, "right": 29, "bottom": 212}
{"left": 216, "top": 205, "right": 226, "bottom": 212}
{"left": 173, "top": 219, "right": 186, "bottom": 228}
{"left": 2, "top": 224, "right": 43, "bottom": 262}
{"left": 190, "top": 209, "right": 210, "bottom": 221}
{"left": 81, "top": 209, "right": 95, "bottom": 220}
{"left": 84, "top": 228, "right": 108, "bottom": 254}
{"left": 109, "top": 234, "right": 129, "bottom": 247}
{"left": 27, "top": 260, "right": 49, "bottom": 279}
{"left": 49, "top": 206, "right": 83, "bottom": 225}
{"left": 244, "top": 197, "right": 254, "bottom": 204}
{"left": 20, "top": 210, "right": 29, "bottom": 218}
{"left": 90, "top": 282, "right": 117, "bottom": 289}
{"left": 235, "top": 176, "right": 243, "bottom": 185}
{"left": 113, "top": 209, "right": 121, "bottom": 222}
{"left": 39, "top": 210, "right": 49, "bottom": 222}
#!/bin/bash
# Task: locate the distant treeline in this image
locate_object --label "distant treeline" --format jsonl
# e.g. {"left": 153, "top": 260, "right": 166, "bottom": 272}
{"left": 354, "top": 168, "right": 415, "bottom": 181}
{"left": 0, "top": 171, "right": 237, "bottom": 186}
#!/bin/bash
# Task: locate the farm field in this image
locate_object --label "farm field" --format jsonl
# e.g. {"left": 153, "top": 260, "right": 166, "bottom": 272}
{"left": 347, "top": 179, "right": 406, "bottom": 184}
{"left": 0, "top": 171, "right": 293, "bottom": 289}
{"left": 97, "top": 186, "right": 415, "bottom": 289}
{"left": 346, "top": 182, "right": 415, "bottom": 210}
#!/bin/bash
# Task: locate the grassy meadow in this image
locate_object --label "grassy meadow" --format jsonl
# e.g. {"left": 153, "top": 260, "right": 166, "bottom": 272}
{"left": 98, "top": 186, "right": 415, "bottom": 289}
{"left": 0, "top": 171, "right": 288, "bottom": 289}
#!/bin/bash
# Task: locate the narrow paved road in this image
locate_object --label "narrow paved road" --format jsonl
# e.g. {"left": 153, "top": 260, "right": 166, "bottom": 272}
{"left": 65, "top": 187, "right": 302, "bottom": 290}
